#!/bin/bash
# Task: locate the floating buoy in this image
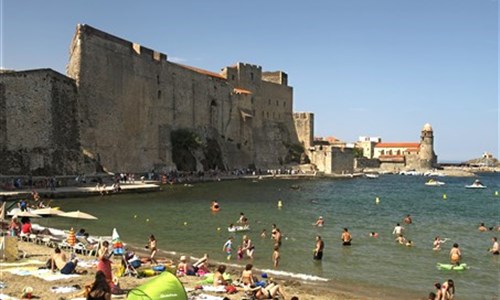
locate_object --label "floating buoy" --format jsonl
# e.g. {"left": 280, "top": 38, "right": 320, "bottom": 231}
{"left": 134, "top": 215, "right": 137, "bottom": 219}
{"left": 443, "top": 194, "right": 447, "bottom": 200}
{"left": 495, "top": 191, "right": 499, "bottom": 196}
{"left": 184, "top": 222, "right": 188, "bottom": 226}
{"left": 375, "top": 197, "right": 380, "bottom": 204}
{"left": 146, "top": 218, "right": 150, "bottom": 222}
{"left": 278, "top": 200, "right": 283, "bottom": 208}
{"left": 217, "top": 227, "right": 221, "bottom": 231}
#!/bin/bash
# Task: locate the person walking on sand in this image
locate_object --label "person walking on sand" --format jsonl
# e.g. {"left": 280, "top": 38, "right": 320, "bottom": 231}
{"left": 449, "top": 243, "right": 462, "bottom": 266}
{"left": 146, "top": 234, "right": 158, "bottom": 265}
{"left": 313, "top": 235, "right": 324, "bottom": 260}
{"left": 341, "top": 228, "right": 352, "bottom": 246}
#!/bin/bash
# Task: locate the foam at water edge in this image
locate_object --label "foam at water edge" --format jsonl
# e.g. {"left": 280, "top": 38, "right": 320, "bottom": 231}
{"left": 259, "top": 269, "right": 329, "bottom": 282}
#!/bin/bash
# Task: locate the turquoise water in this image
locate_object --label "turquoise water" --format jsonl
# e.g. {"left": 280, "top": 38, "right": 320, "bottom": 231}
{"left": 46, "top": 173, "right": 499, "bottom": 299}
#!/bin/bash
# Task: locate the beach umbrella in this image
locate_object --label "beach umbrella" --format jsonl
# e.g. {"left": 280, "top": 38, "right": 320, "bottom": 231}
{"left": 112, "top": 228, "right": 124, "bottom": 255}
{"left": 59, "top": 210, "right": 98, "bottom": 220}
{"left": 0, "top": 202, "right": 6, "bottom": 221}
{"left": 31, "top": 207, "right": 65, "bottom": 216}
{"left": 12, "top": 211, "right": 42, "bottom": 218}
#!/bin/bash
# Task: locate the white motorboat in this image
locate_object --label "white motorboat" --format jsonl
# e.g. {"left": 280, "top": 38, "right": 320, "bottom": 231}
{"left": 425, "top": 179, "right": 445, "bottom": 186}
{"left": 465, "top": 180, "right": 487, "bottom": 189}
{"left": 365, "top": 173, "right": 379, "bottom": 179}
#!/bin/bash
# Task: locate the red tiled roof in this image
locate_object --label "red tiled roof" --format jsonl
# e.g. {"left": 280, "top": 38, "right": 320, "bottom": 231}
{"left": 375, "top": 142, "right": 420, "bottom": 149}
{"left": 233, "top": 88, "right": 252, "bottom": 95}
{"left": 174, "top": 63, "right": 226, "bottom": 80}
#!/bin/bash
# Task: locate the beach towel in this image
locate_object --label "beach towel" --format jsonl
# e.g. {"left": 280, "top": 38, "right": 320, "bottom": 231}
{"left": 50, "top": 285, "right": 81, "bottom": 294}
{"left": 0, "top": 259, "right": 45, "bottom": 267}
{"left": 0, "top": 294, "right": 18, "bottom": 300}
{"left": 190, "top": 294, "right": 227, "bottom": 300}
{"left": 199, "top": 286, "right": 226, "bottom": 293}
{"left": 4, "top": 267, "right": 80, "bottom": 281}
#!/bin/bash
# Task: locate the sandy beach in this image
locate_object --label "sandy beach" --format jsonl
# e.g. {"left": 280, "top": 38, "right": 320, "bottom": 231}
{"left": 0, "top": 239, "right": 427, "bottom": 300}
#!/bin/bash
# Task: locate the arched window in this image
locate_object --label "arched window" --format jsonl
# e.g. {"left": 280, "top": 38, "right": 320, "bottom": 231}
{"left": 210, "top": 100, "right": 218, "bottom": 128}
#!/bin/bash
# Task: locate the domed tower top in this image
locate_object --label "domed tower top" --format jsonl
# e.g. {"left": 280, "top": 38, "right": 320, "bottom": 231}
{"left": 422, "top": 123, "right": 433, "bottom": 132}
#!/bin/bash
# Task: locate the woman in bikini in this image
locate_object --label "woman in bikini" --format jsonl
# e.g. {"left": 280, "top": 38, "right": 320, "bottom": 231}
{"left": 240, "top": 263, "right": 255, "bottom": 285}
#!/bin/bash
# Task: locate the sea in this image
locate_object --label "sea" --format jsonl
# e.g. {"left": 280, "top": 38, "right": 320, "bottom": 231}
{"left": 43, "top": 173, "right": 500, "bottom": 299}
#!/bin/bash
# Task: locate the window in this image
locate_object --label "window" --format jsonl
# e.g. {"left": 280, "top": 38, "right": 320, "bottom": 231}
{"left": 250, "top": 72, "right": 254, "bottom": 81}
{"left": 157, "top": 75, "right": 160, "bottom": 84}
{"left": 268, "top": 99, "right": 271, "bottom": 105}
{"left": 276, "top": 100, "right": 279, "bottom": 106}
{"left": 157, "top": 90, "right": 161, "bottom": 99}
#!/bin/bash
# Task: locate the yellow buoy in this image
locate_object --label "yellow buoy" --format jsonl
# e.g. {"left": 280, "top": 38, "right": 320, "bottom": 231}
{"left": 443, "top": 194, "right": 447, "bottom": 200}
{"left": 495, "top": 191, "right": 499, "bottom": 196}
{"left": 375, "top": 197, "right": 380, "bottom": 204}
{"left": 184, "top": 222, "right": 188, "bottom": 226}
{"left": 278, "top": 200, "right": 283, "bottom": 208}
{"left": 217, "top": 227, "right": 221, "bottom": 231}
{"left": 146, "top": 218, "right": 150, "bottom": 222}
{"left": 134, "top": 215, "right": 137, "bottom": 219}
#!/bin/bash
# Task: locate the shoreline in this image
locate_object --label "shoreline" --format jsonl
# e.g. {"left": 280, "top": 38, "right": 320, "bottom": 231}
{"left": 2, "top": 233, "right": 425, "bottom": 300}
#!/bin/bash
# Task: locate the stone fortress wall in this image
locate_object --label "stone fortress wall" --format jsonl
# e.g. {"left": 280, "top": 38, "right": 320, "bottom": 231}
{"left": 0, "top": 70, "right": 87, "bottom": 175}
{"left": 0, "top": 24, "right": 302, "bottom": 175}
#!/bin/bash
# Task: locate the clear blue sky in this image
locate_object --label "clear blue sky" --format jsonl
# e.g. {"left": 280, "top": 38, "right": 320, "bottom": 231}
{"left": 1, "top": 0, "right": 498, "bottom": 161}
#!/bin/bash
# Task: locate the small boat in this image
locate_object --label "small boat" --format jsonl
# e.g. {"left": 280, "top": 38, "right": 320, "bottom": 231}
{"left": 425, "top": 179, "right": 445, "bottom": 186}
{"left": 228, "top": 225, "right": 250, "bottom": 232}
{"left": 465, "top": 180, "right": 487, "bottom": 189}
{"left": 365, "top": 173, "right": 379, "bottom": 179}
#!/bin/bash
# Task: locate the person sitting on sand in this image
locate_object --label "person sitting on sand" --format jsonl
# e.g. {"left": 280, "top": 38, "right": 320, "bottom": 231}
{"left": 193, "top": 254, "right": 210, "bottom": 275}
{"left": 86, "top": 270, "right": 112, "bottom": 300}
{"left": 240, "top": 263, "right": 255, "bottom": 285}
{"left": 51, "top": 247, "right": 82, "bottom": 275}
{"left": 247, "top": 282, "right": 287, "bottom": 299}
{"left": 177, "top": 255, "right": 193, "bottom": 276}
{"left": 213, "top": 264, "right": 228, "bottom": 287}
{"left": 8, "top": 216, "right": 21, "bottom": 237}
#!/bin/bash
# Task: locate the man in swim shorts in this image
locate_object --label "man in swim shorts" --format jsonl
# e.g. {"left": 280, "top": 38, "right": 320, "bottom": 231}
{"left": 341, "top": 228, "right": 352, "bottom": 246}
{"left": 313, "top": 235, "right": 324, "bottom": 260}
{"left": 222, "top": 237, "right": 233, "bottom": 260}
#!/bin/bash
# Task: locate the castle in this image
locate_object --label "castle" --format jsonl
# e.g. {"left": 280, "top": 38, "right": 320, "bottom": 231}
{"left": 0, "top": 24, "right": 311, "bottom": 175}
{"left": 0, "top": 24, "right": 436, "bottom": 176}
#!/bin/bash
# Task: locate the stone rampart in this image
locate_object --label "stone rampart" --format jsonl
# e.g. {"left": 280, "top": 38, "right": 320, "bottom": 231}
{"left": 0, "top": 69, "right": 89, "bottom": 175}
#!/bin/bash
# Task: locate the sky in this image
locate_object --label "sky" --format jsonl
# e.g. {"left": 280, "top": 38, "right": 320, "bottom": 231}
{"left": 0, "top": 0, "right": 498, "bottom": 162}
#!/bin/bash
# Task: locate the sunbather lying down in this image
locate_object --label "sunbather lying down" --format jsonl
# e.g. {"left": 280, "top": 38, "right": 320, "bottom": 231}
{"left": 245, "top": 282, "right": 287, "bottom": 299}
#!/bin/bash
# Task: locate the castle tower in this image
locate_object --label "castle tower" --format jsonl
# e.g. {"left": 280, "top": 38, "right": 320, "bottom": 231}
{"left": 419, "top": 123, "right": 437, "bottom": 168}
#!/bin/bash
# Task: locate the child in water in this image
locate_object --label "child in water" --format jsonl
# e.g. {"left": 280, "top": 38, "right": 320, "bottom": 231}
{"left": 237, "top": 246, "right": 244, "bottom": 260}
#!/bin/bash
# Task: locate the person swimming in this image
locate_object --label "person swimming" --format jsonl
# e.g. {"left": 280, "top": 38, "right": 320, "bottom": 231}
{"left": 369, "top": 232, "right": 379, "bottom": 238}
{"left": 314, "top": 216, "right": 324, "bottom": 227}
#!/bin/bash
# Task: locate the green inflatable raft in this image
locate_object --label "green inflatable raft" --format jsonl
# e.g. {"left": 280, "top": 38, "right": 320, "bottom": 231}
{"left": 127, "top": 271, "right": 188, "bottom": 300}
{"left": 437, "top": 263, "right": 468, "bottom": 271}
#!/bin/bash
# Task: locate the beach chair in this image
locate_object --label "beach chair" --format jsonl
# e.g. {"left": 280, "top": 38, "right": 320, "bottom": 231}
{"left": 120, "top": 251, "right": 139, "bottom": 277}
{"left": 74, "top": 236, "right": 100, "bottom": 256}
